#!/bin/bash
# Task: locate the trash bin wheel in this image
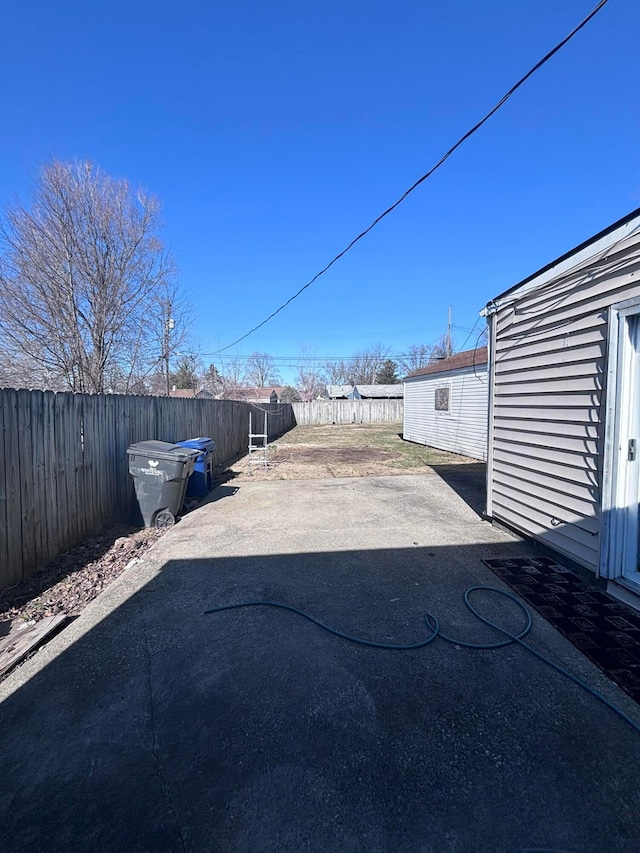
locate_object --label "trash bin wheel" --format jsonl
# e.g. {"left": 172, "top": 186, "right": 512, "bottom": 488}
{"left": 155, "top": 509, "right": 175, "bottom": 529}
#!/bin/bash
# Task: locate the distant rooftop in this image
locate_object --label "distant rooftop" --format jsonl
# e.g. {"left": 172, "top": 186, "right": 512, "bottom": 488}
{"left": 231, "top": 386, "right": 286, "bottom": 401}
{"left": 326, "top": 384, "right": 354, "bottom": 398}
{"left": 356, "top": 384, "right": 404, "bottom": 398}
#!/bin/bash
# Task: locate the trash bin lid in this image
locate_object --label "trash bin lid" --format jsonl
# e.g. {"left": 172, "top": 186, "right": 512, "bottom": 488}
{"left": 127, "top": 440, "right": 200, "bottom": 463}
{"left": 176, "top": 437, "right": 216, "bottom": 452}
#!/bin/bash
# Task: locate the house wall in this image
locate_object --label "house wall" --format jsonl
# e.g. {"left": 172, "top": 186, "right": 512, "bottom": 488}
{"left": 403, "top": 365, "right": 488, "bottom": 460}
{"left": 487, "top": 226, "right": 640, "bottom": 572}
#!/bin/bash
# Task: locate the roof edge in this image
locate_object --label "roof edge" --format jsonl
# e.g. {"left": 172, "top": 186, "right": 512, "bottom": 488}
{"left": 484, "top": 207, "right": 640, "bottom": 314}
{"left": 404, "top": 347, "right": 488, "bottom": 379}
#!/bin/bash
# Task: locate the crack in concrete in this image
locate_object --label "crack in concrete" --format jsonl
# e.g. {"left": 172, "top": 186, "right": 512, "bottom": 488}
{"left": 138, "top": 597, "right": 187, "bottom": 853}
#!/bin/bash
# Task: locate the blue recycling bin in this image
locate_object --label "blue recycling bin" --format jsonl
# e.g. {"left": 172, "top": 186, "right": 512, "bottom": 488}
{"left": 176, "top": 437, "right": 215, "bottom": 498}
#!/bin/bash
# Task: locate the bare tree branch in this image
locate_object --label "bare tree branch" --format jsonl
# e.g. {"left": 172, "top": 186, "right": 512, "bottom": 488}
{"left": 0, "top": 159, "right": 189, "bottom": 393}
{"left": 244, "top": 352, "right": 280, "bottom": 388}
{"left": 295, "top": 346, "right": 326, "bottom": 399}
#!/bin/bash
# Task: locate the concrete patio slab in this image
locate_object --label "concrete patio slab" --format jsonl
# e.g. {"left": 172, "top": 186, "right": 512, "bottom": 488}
{"left": 1, "top": 472, "right": 639, "bottom": 853}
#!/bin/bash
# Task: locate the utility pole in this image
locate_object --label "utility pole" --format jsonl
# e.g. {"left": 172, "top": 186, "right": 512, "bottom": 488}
{"left": 164, "top": 313, "right": 174, "bottom": 396}
{"left": 446, "top": 305, "right": 452, "bottom": 357}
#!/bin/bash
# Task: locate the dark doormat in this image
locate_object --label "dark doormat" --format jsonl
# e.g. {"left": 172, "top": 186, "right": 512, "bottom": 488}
{"left": 483, "top": 556, "right": 640, "bottom": 705}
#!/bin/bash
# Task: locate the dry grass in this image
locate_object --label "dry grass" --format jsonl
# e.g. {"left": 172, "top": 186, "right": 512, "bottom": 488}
{"left": 227, "top": 423, "right": 477, "bottom": 481}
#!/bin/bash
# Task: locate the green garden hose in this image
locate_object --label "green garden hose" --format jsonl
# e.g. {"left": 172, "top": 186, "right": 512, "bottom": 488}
{"left": 205, "top": 585, "right": 640, "bottom": 735}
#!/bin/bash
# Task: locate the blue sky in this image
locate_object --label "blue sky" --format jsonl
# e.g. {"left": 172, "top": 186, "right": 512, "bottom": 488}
{"left": 1, "top": 1, "right": 638, "bottom": 383}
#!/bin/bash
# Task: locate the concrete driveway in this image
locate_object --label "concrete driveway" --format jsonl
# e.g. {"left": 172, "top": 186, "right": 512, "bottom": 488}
{"left": 1, "top": 472, "right": 639, "bottom": 853}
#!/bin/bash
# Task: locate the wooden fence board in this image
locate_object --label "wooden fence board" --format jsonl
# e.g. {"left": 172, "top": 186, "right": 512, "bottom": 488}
{"left": 79, "top": 394, "right": 94, "bottom": 535}
{"left": 42, "top": 391, "right": 59, "bottom": 565}
{"left": 29, "top": 390, "right": 47, "bottom": 571}
{"left": 73, "top": 394, "right": 87, "bottom": 542}
{"left": 4, "top": 390, "right": 22, "bottom": 585}
{"left": 0, "top": 391, "right": 11, "bottom": 579}
{"left": 0, "top": 614, "right": 67, "bottom": 677}
{"left": 17, "top": 390, "right": 37, "bottom": 578}
{"left": 53, "top": 393, "right": 70, "bottom": 557}
{"left": 86, "top": 395, "right": 99, "bottom": 530}
{"left": 291, "top": 399, "right": 403, "bottom": 425}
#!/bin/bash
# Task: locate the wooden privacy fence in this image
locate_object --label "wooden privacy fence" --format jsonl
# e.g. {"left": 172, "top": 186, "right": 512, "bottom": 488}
{"left": 291, "top": 399, "right": 404, "bottom": 425}
{"left": 0, "top": 390, "right": 294, "bottom": 589}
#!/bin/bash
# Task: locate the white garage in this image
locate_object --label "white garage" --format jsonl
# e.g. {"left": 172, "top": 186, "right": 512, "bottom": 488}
{"left": 403, "top": 347, "right": 488, "bottom": 460}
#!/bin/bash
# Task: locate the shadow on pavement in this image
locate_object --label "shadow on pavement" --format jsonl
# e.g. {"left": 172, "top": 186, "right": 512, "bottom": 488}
{"left": 0, "top": 543, "right": 638, "bottom": 853}
{"left": 430, "top": 462, "right": 487, "bottom": 518}
{"left": 200, "top": 484, "right": 240, "bottom": 505}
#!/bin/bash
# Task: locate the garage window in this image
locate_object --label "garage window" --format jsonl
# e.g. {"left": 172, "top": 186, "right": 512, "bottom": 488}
{"left": 435, "top": 386, "right": 450, "bottom": 412}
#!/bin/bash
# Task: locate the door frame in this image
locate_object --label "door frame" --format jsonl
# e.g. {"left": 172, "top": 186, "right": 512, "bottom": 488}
{"left": 601, "top": 296, "right": 640, "bottom": 587}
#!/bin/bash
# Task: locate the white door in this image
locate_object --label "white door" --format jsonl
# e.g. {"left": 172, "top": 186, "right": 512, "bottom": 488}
{"left": 621, "top": 315, "right": 640, "bottom": 582}
{"left": 603, "top": 304, "right": 640, "bottom": 589}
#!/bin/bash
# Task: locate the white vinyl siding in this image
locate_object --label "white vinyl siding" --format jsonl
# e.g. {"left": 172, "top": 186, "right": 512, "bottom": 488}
{"left": 404, "top": 365, "right": 488, "bottom": 460}
{"left": 488, "top": 225, "right": 640, "bottom": 572}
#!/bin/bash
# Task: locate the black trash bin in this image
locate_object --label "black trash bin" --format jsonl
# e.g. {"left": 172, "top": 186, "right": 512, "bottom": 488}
{"left": 127, "top": 440, "right": 199, "bottom": 528}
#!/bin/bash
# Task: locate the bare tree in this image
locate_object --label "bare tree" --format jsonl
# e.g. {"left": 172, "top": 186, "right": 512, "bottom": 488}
{"left": 0, "top": 352, "right": 62, "bottom": 390}
{"left": 296, "top": 364, "right": 327, "bottom": 399}
{"left": 0, "top": 159, "right": 185, "bottom": 393}
{"left": 323, "top": 359, "right": 351, "bottom": 386}
{"left": 323, "top": 344, "right": 389, "bottom": 386}
{"left": 295, "top": 347, "right": 327, "bottom": 399}
{"left": 429, "top": 333, "right": 456, "bottom": 363}
{"left": 397, "top": 343, "right": 433, "bottom": 377}
{"left": 216, "top": 357, "right": 247, "bottom": 399}
{"left": 349, "top": 343, "right": 389, "bottom": 385}
{"left": 146, "top": 280, "right": 194, "bottom": 395}
{"left": 244, "top": 351, "right": 280, "bottom": 387}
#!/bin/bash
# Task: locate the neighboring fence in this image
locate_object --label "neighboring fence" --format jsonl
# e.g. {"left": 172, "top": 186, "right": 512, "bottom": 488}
{"left": 291, "top": 399, "right": 404, "bottom": 425}
{"left": 0, "top": 390, "right": 293, "bottom": 589}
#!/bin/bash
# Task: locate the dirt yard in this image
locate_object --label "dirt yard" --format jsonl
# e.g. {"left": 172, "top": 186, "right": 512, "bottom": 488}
{"left": 225, "top": 422, "right": 478, "bottom": 481}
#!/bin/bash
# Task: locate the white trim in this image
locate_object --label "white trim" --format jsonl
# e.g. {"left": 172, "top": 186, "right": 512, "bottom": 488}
{"left": 434, "top": 381, "right": 454, "bottom": 417}
{"left": 485, "top": 314, "right": 496, "bottom": 518}
{"left": 601, "top": 295, "right": 640, "bottom": 580}
{"left": 606, "top": 579, "right": 640, "bottom": 612}
{"left": 600, "top": 306, "right": 620, "bottom": 578}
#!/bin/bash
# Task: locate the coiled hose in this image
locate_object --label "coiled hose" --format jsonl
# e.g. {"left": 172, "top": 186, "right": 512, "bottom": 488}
{"left": 205, "top": 585, "right": 640, "bottom": 735}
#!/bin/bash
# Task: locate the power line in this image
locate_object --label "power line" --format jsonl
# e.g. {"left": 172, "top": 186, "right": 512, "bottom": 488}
{"left": 472, "top": 326, "right": 488, "bottom": 383}
{"left": 455, "top": 317, "right": 483, "bottom": 353}
{"left": 200, "top": 352, "right": 426, "bottom": 362}
{"left": 200, "top": 332, "right": 448, "bottom": 363}
{"left": 212, "top": 0, "right": 610, "bottom": 355}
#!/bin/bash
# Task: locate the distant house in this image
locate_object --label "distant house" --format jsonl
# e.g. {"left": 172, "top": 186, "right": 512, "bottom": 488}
{"left": 326, "top": 384, "right": 403, "bottom": 400}
{"left": 326, "top": 385, "right": 354, "bottom": 399}
{"left": 483, "top": 207, "right": 640, "bottom": 596}
{"left": 168, "top": 388, "right": 214, "bottom": 399}
{"left": 232, "top": 386, "right": 285, "bottom": 404}
{"left": 354, "top": 384, "right": 404, "bottom": 400}
{"left": 403, "top": 348, "right": 488, "bottom": 460}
